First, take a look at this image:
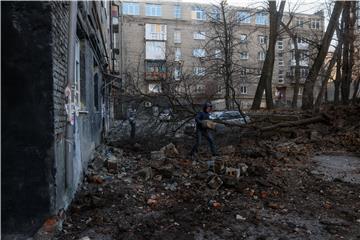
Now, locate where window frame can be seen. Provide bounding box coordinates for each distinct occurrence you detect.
[174,31,181,43]
[192,6,206,21]
[240,85,248,94]
[238,11,251,24]
[258,51,265,61]
[193,31,206,40]
[240,51,249,60]
[256,12,269,25]
[122,2,140,15]
[192,48,206,58]
[174,5,181,19]
[145,4,162,17]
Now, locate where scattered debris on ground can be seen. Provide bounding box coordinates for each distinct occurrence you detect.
[56,106,360,240]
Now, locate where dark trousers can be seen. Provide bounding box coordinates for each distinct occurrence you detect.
[191,129,217,156]
[129,121,136,139]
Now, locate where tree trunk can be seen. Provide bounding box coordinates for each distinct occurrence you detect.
[314,46,338,112]
[292,39,301,109]
[334,45,342,104]
[301,1,344,110]
[252,0,285,110]
[341,1,356,105]
[341,2,351,104]
[352,76,360,104]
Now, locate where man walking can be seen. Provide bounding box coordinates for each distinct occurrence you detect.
[127,106,136,139]
[190,102,218,158]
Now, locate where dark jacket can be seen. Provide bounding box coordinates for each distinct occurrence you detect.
[195,111,210,131]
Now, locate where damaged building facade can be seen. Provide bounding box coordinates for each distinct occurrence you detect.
[2,1,120,235]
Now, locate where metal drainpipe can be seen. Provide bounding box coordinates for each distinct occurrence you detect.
[64,1,78,190]
[119,1,125,117]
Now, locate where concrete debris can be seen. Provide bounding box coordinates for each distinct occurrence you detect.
[236,214,246,220]
[207,175,223,190]
[87,175,103,184]
[151,151,166,160]
[310,130,322,141]
[106,159,118,173]
[238,163,248,176]
[225,167,240,179]
[223,145,236,154]
[164,182,178,191]
[58,106,360,239]
[136,167,153,181]
[160,143,179,157]
[208,200,221,209]
[78,237,91,240]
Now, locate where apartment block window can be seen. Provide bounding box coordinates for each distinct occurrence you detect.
[146,4,161,17]
[240,86,248,94]
[175,48,182,61]
[214,49,222,59]
[193,48,206,58]
[277,38,283,50]
[298,86,303,95]
[279,69,284,76]
[258,35,267,44]
[258,51,265,61]
[174,66,181,80]
[193,31,206,40]
[174,31,181,43]
[240,68,247,76]
[238,11,251,23]
[297,37,306,44]
[300,51,309,61]
[256,12,269,25]
[278,76,284,83]
[296,18,304,28]
[123,2,140,15]
[174,5,181,19]
[145,24,167,41]
[193,67,206,76]
[148,83,162,93]
[240,34,247,43]
[301,68,309,78]
[240,52,249,60]
[278,59,284,66]
[192,6,206,20]
[194,84,205,93]
[310,19,320,29]
[211,8,221,21]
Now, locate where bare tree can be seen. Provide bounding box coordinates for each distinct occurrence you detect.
[314,45,340,112]
[341,1,357,105]
[301,0,344,110]
[252,0,286,110]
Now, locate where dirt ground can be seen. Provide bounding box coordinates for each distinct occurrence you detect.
[55,106,360,240]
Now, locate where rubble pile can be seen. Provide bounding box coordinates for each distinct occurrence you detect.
[56,106,360,240]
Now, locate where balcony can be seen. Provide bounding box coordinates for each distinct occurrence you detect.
[289,59,308,67]
[144,72,168,81]
[290,42,309,50]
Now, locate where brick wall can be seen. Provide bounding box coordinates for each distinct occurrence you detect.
[51,1,69,137]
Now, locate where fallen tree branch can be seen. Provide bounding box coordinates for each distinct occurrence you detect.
[260,114,329,132]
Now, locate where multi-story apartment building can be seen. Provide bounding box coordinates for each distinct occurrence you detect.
[115,0,324,109]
